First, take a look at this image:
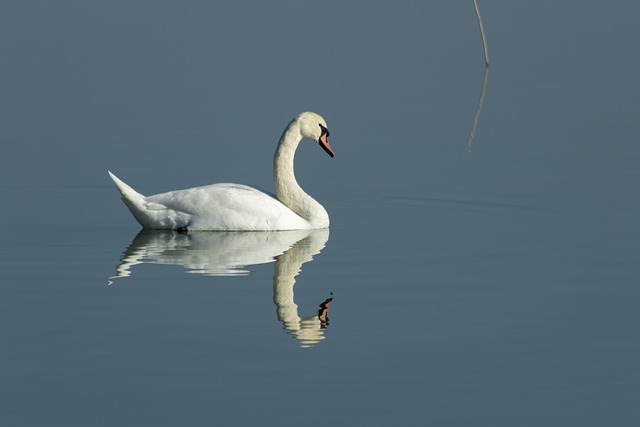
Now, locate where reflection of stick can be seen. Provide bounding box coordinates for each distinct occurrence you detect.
[467,66,489,153]
[473,0,489,66]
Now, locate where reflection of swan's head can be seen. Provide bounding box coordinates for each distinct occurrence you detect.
[295,112,334,158]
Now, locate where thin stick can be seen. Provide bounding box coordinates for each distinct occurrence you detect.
[473,0,489,66]
[467,66,489,153]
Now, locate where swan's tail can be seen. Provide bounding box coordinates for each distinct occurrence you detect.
[108,171,146,203]
[108,170,156,228]
[108,171,179,230]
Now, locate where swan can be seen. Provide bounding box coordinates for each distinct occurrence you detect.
[108,112,334,231]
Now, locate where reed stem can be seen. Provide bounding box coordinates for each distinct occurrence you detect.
[473,0,489,66]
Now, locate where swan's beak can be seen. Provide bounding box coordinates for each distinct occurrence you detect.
[319,133,334,158]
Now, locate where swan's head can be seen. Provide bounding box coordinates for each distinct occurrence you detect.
[296,112,334,158]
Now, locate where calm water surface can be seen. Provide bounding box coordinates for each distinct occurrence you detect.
[1,1,639,426]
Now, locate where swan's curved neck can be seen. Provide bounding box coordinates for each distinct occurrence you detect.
[273,120,329,228]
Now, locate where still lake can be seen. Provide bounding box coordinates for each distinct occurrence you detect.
[1,1,639,426]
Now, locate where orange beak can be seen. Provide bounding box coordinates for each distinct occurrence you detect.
[319,132,334,158]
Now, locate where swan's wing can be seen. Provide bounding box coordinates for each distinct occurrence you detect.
[145,202,169,211]
[146,184,268,213]
[146,183,309,230]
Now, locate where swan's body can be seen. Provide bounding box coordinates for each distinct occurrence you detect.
[109,112,334,231]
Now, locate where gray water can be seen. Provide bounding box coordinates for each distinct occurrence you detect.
[2,1,639,426]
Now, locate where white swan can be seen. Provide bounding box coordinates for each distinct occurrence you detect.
[108,112,334,231]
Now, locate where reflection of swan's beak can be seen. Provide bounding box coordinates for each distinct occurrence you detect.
[318,297,333,328]
[319,133,334,158]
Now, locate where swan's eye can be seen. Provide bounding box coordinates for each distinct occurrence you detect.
[319,124,330,137]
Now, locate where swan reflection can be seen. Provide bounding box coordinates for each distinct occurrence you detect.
[110,229,332,347]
